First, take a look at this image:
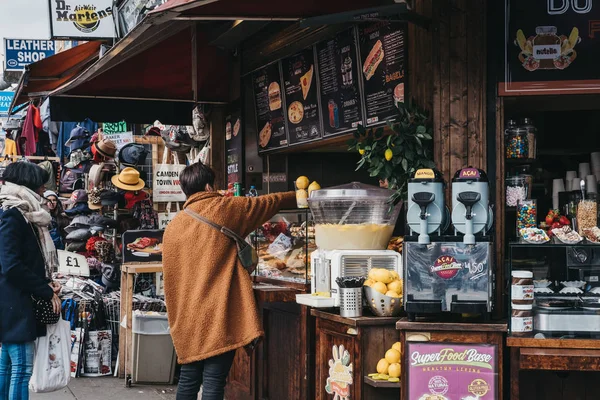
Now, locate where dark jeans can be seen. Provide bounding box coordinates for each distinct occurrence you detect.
[176,351,236,400]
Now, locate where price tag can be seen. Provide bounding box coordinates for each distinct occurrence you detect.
[58,250,90,277]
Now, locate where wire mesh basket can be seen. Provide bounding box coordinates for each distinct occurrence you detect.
[364,286,403,317]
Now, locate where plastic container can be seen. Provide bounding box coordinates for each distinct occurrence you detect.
[516,199,537,235]
[505,126,529,159]
[521,118,537,159]
[308,182,401,250]
[132,312,176,384]
[577,199,597,235]
[506,176,528,207]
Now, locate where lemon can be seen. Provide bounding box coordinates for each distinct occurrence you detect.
[385,349,401,364]
[296,176,309,189]
[308,181,321,195]
[388,363,401,378]
[296,189,308,199]
[373,281,388,295]
[390,271,399,280]
[385,149,393,161]
[376,358,389,374]
[359,149,365,155]
[378,374,389,380]
[385,290,400,298]
[388,377,400,383]
[392,342,402,353]
[387,280,403,295]
[371,269,393,284]
[364,279,375,287]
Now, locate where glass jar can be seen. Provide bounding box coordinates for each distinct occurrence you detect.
[511,303,533,337]
[577,199,597,235]
[517,199,537,235]
[506,127,529,159]
[521,118,537,159]
[533,26,561,70]
[514,165,534,197]
[511,270,534,305]
[506,176,528,207]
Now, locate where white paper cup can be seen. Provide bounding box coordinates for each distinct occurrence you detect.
[566,170,577,183]
[579,163,591,180]
[552,178,565,195]
[591,152,600,167]
[573,178,583,192]
[553,195,559,210]
[586,175,598,193]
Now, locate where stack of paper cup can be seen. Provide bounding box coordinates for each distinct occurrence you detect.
[579,163,591,181]
[592,152,600,180]
[566,171,577,190]
[572,178,582,194]
[552,179,565,209]
[586,175,598,194]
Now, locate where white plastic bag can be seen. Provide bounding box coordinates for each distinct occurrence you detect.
[29,319,71,393]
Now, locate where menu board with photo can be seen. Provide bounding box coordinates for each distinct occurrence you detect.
[282,49,322,145]
[358,22,406,126]
[252,62,288,152]
[225,102,243,185]
[316,28,364,137]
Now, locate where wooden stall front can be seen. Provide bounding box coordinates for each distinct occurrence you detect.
[397,319,507,400]
[313,309,401,400]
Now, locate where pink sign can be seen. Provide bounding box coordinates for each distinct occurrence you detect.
[407,342,497,400]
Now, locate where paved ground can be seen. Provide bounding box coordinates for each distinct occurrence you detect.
[31,377,178,400]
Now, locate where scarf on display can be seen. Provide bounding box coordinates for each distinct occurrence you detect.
[0,182,58,277]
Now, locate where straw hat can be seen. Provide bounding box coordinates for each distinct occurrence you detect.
[111,167,145,191]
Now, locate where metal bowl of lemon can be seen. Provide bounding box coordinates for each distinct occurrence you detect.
[364,286,403,317]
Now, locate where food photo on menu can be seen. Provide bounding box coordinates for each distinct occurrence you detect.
[122,229,164,263]
[253,62,288,151]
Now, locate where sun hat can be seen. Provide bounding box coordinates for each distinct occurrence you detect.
[119,143,148,167]
[111,167,145,191]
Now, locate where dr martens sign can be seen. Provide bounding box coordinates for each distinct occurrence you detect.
[49,0,116,40]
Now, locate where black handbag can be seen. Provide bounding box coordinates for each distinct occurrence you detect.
[31,296,60,325]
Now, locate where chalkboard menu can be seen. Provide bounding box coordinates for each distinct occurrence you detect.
[252,62,288,152]
[281,48,322,145]
[358,22,406,126]
[225,103,243,185]
[502,0,600,95]
[316,28,364,137]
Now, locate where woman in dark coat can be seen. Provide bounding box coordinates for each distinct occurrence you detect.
[0,162,61,400]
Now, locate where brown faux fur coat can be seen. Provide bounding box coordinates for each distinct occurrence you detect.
[162,191,296,364]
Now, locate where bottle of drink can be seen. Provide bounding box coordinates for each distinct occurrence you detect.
[248,186,259,197]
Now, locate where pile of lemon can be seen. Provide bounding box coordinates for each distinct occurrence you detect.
[368,342,402,382]
[364,268,403,298]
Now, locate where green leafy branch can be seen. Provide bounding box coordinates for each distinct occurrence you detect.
[348,101,435,204]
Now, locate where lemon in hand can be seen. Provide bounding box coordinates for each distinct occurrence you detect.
[296,176,309,189]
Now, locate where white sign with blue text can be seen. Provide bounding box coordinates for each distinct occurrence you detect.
[4,39,56,71]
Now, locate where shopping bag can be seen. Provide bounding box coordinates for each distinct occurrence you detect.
[29,319,72,393]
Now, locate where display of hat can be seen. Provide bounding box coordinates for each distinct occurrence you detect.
[124,191,147,209]
[102,264,120,288]
[93,138,117,159]
[66,189,88,205]
[145,127,161,136]
[88,188,103,210]
[100,190,122,207]
[119,143,147,167]
[88,163,105,188]
[66,241,86,252]
[66,228,93,241]
[65,202,92,216]
[88,214,118,228]
[65,215,92,233]
[65,149,92,168]
[111,167,145,191]
[65,126,91,151]
[161,126,192,153]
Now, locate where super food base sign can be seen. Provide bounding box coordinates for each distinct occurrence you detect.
[407,342,497,400]
[4,39,55,71]
[502,0,600,95]
[49,0,116,40]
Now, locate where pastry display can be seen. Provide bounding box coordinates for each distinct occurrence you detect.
[519,227,550,243]
[552,226,582,244]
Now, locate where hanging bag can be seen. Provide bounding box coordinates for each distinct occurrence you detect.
[184,208,258,274]
[29,318,72,393]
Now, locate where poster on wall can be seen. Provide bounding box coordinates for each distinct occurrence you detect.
[4,39,56,71]
[153,163,186,202]
[316,28,364,137]
[122,230,163,263]
[281,48,322,145]
[502,0,600,95]
[225,101,243,185]
[407,342,497,400]
[49,0,117,40]
[358,22,406,126]
[252,62,288,152]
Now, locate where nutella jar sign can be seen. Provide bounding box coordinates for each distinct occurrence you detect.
[253,62,288,152]
[358,22,406,126]
[502,0,600,95]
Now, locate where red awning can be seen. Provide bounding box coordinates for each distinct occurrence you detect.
[153,0,395,20]
[9,41,102,112]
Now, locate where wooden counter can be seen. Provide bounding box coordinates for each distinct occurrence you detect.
[313,309,401,400]
[225,282,314,400]
[397,319,508,400]
[507,337,600,399]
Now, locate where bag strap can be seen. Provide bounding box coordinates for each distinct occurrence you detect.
[184,208,247,247]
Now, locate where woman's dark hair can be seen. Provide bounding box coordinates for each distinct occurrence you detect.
[2,162,49,192]
[179,162,216,197]
[47,195,70,234]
